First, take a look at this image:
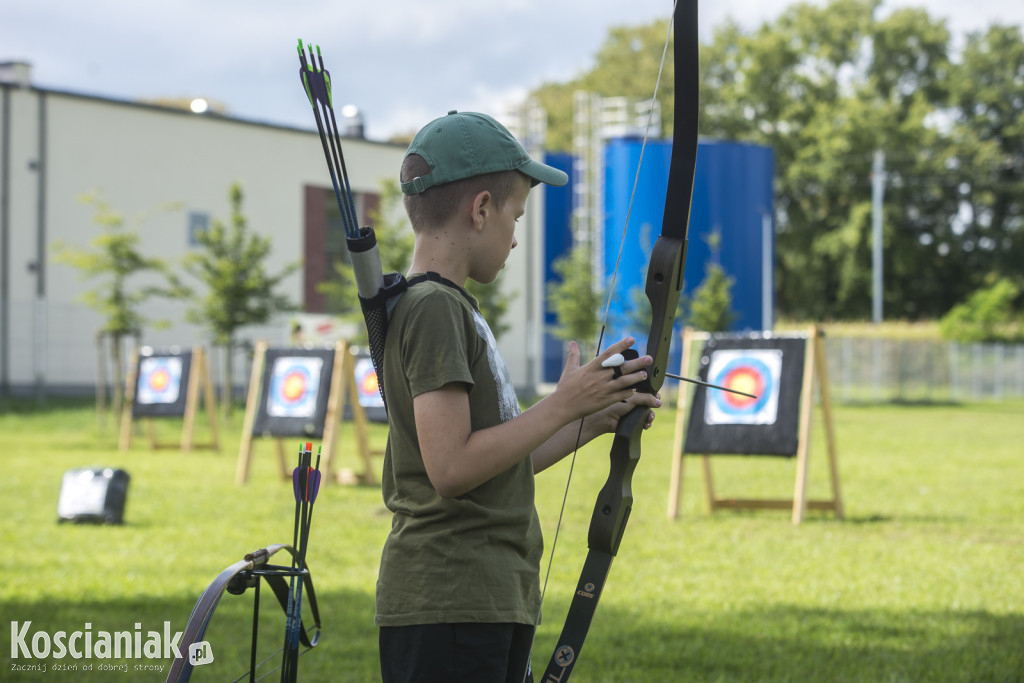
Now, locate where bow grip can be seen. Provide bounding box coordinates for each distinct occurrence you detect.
[586,404,647,555]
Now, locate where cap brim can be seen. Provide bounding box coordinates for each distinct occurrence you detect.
[519,159,569,188]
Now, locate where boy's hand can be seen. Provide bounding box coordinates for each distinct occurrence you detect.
[590,388,661,435]
[555,337,655,424]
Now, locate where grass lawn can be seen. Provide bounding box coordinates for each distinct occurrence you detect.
[1,397,1022,682]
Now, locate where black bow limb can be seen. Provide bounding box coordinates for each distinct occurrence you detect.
[539,1,699,680]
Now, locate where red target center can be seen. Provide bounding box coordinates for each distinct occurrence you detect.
[360,372,379,395]
[721,367,764,408]
[149,369,170,391]
[281,372,308,401]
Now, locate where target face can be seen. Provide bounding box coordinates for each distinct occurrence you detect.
[354,357,384,408]
[705,349,783,425]
[137,357,183,405]
[267,356,324,418]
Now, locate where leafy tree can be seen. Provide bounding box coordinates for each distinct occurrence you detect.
[532,19,676,151]
[688,264,738,333]
[698,0,958,320]
[685,230,737,332]
[546,243,604,358]
[52,192,183,416]
[531,1,1024,322]
[946,25,1024,284]
[939,277,1024,343]
[182,183,299,416]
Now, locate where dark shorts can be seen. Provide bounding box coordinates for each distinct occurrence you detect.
[379,622,535,683]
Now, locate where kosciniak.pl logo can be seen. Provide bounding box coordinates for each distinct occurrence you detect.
[10,621,185,661]
[188,641,214,667]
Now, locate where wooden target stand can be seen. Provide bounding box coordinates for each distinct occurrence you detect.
[119,346,220,453]
[667,326,844,525]
[235,340,381,486]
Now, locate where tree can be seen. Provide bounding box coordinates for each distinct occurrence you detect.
[531,0,1024,321]
[687,231,737,332]
[946,25,1024,284]
[182,183,299,416]
[939,276,1024,343]
[698,0,958,320]
[688,263,738,332]
[52,192,183,417]
[546,243,604,358]
[532,18,677,152]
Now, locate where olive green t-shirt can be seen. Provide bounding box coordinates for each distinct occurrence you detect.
[375,278,542,627]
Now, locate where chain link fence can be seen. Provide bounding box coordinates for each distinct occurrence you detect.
[3,300,1023,403]
[825,336,1024,403]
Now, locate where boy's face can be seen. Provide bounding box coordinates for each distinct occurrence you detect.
[472,179,530,284]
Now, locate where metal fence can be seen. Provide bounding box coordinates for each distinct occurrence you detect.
[825,336,1024,403]
[4,298,1024,404]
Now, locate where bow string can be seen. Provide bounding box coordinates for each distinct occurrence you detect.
[535,1,698,679]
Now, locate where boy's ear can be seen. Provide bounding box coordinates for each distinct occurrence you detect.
[469,190,492,231]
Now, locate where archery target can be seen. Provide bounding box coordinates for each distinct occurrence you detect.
[267,356,324,418]
[354,356,384,409]
[137,356,183,405]
[683,335,807,457]
[704,349,782,425]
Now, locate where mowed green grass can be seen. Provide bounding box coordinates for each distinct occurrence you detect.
[1,397,1022,682]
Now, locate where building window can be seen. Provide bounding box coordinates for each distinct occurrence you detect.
[188,212,210,247]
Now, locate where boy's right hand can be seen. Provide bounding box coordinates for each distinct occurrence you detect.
[555,337,653,423]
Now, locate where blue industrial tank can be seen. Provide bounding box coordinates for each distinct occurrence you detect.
[542,140,774,383]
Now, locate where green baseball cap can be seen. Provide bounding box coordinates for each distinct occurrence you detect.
[400,110,569,195]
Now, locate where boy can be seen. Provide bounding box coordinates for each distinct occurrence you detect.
[377,110,658,682]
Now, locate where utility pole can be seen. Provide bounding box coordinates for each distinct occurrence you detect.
[871,149,886,324]
[760,207,773,331]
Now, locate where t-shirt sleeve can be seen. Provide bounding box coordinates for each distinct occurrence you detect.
[399,289,476,398]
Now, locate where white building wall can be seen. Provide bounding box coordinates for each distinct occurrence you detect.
[1,83,550,396]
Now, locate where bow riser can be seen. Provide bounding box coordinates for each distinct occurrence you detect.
[639,234,689,396]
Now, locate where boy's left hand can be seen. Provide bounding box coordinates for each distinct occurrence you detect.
[591,389,661,435]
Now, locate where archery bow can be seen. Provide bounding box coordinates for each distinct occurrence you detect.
[537,1,698,679]
[165,544,323,683]
[166,444,323,683]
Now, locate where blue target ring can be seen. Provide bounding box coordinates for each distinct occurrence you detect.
[137,357,182,404]
[266,355,324,419]
[271,365,313,405]
[708,356,773,417]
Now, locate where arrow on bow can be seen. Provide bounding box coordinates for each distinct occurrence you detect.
[536,1,699,679]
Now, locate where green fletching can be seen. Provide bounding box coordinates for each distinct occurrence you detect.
[323,72,333,108]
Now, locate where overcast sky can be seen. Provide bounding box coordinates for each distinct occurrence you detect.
[2,0,1022,141]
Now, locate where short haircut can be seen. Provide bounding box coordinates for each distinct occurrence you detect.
[401,154,529,231]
